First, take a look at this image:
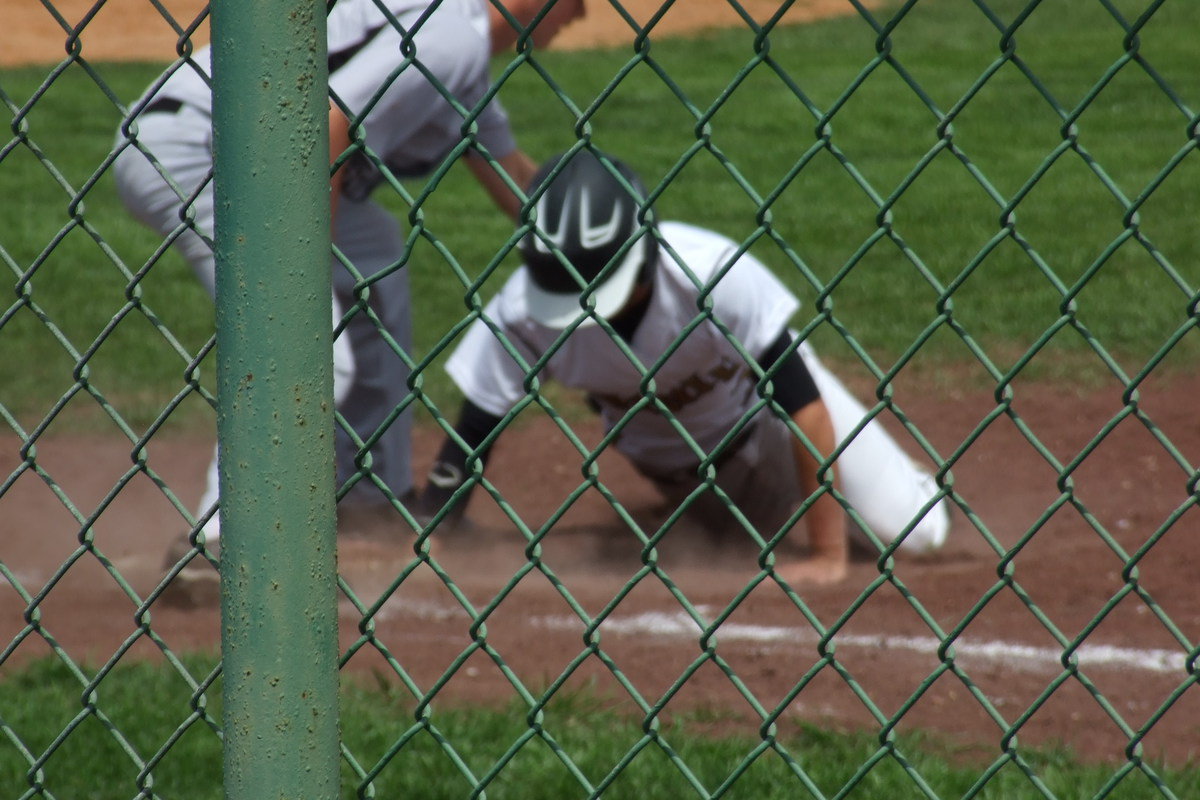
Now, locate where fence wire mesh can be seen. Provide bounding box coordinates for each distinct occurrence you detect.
[1,0,1197,798]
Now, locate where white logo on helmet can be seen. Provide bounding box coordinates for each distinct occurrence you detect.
[532,186,623,255]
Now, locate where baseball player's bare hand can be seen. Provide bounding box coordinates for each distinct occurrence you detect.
[776,553,849,586]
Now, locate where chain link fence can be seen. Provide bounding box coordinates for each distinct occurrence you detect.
[1,0,1198,797]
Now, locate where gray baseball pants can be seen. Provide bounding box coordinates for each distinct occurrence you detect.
[114,105,414,539]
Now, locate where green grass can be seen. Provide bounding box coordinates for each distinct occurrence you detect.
[1,0,1197,432]
[408,0,1200,395]
[0,61,216,432]
[0,656,1196,799]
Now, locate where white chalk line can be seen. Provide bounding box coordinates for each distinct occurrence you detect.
[367,598,1189,676]
[534,609,1188,675]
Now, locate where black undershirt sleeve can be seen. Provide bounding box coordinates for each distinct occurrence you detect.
[438,399,503,466]
[757,330,821,415]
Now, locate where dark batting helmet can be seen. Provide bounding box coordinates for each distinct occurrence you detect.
[519,150,657,328]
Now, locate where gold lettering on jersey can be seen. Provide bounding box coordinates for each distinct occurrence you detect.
[592,356,746,413]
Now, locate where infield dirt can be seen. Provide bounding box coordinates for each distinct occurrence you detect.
[3,367,1199,764]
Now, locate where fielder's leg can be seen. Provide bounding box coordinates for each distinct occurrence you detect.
[115,113,222,552]
[330,197,415,516]
[115,117,357,548]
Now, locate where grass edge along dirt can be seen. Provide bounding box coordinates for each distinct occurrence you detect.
[0,656,1196,799]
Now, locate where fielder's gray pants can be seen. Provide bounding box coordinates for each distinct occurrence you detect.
[113,106,413,539]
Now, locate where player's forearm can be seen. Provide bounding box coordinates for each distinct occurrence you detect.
[779,400,849,585]
[328,103,351,220]
[802,485,847,565]
[466,149,537,220]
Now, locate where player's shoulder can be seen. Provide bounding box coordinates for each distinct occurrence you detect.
[328,0,434,22]
[656,220,795,312]
[331,0,488,68]
[659,220,737,253]
[656,221,749,284]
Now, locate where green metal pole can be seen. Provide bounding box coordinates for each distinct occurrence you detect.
[210,1,340,797]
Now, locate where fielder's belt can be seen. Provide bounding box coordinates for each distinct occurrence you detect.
[139,97,185,115]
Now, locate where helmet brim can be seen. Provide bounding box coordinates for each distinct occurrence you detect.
[524,240,646,330]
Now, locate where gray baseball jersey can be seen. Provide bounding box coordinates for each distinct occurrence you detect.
[447,221,797,473]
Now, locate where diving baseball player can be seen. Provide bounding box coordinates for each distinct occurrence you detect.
[417,150,950,585]
[112,0,585,575]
